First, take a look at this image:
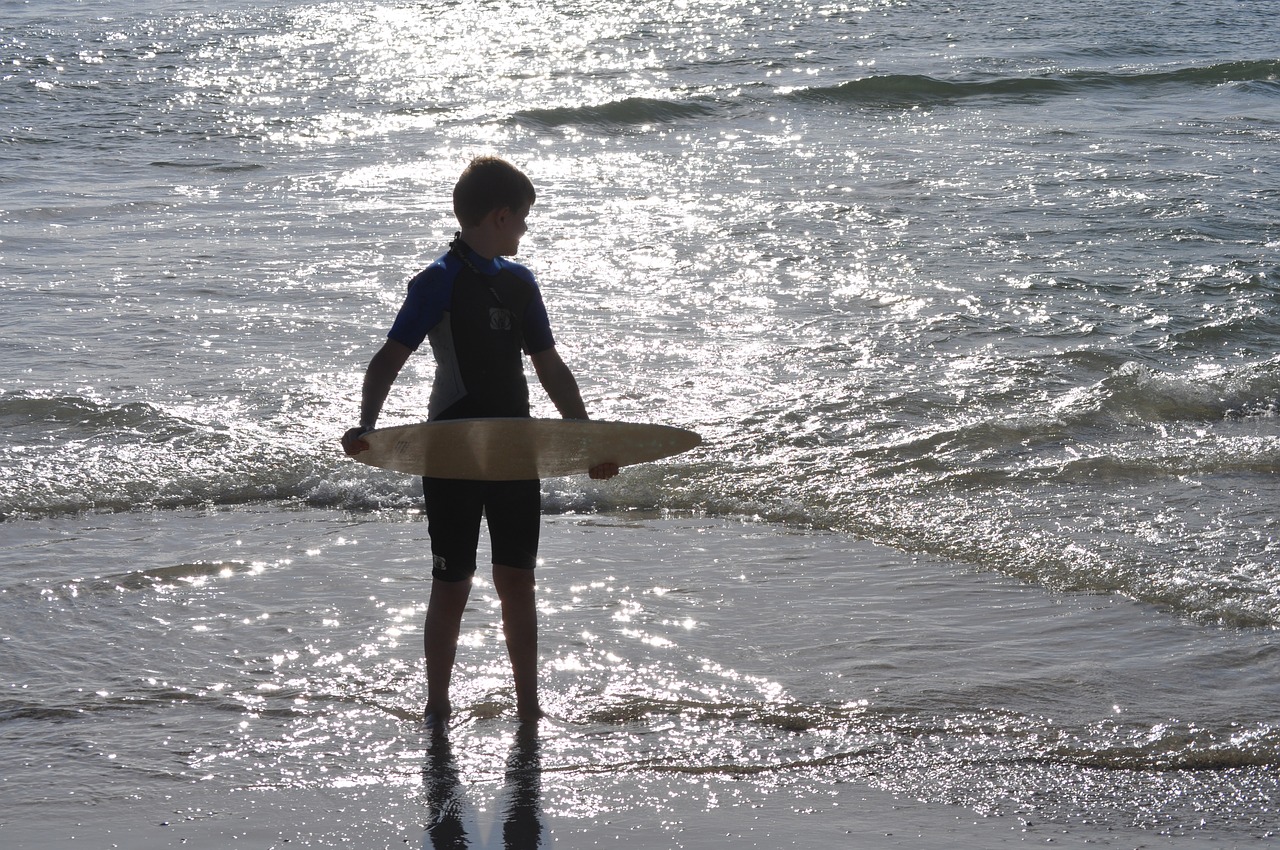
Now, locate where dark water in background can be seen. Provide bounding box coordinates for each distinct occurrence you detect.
[2,0,1279,841]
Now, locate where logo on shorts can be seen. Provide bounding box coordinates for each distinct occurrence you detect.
[489,307,513,331]
[433,555,447,573]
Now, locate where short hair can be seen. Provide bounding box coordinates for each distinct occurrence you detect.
[452,156,536,227]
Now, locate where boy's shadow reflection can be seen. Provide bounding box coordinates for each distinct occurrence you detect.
[423,725,543,850]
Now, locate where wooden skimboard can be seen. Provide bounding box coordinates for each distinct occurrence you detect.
[354,418,701,480]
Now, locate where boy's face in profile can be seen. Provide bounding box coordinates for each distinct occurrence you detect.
[494,203,531,257]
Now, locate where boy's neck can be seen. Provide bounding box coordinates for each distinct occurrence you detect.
[456,226,499,260]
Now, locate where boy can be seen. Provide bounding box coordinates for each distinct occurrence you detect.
[341,156,616,726]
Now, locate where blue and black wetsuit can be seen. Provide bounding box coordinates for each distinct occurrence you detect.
[387,238,556,421]
[385,237,556,580]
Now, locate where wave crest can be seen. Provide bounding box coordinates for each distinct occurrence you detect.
[515,96,717,129]
[791,59,1280,107]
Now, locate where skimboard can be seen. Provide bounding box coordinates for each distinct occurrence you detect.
[353,418,701,480]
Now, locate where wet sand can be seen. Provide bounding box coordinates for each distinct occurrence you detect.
[1,510,1275,849]
[0,768,1208,849]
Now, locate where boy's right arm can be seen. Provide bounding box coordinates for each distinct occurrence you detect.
[341,340,413,456]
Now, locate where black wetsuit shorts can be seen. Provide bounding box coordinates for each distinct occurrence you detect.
[423,477,541,581]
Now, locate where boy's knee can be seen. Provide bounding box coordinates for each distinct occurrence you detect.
[493,563,536,596]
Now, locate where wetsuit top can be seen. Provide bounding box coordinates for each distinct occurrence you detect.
[386,239,555,421]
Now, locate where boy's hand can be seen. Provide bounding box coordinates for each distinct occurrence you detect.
[341,427,372,456]
[589,462,619,480]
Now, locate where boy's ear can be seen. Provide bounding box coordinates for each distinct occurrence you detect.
[482,206,510,228]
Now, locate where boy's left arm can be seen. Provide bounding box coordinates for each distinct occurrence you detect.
[530,347,618,480]
[530,346,589,419]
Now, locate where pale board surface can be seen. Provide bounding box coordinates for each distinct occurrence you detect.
[354,418,701,480]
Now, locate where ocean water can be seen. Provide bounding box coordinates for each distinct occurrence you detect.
[2,0,1279,844]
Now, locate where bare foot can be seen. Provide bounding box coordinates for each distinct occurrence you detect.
[424,704,451,734]
[516,701,544,722]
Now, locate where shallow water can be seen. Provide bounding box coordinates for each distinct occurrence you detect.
[2,0,1279,843]
[4,0,1278,622]
[3,511,1279,843]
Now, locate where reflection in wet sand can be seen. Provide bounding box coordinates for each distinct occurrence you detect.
[424,725,543,849]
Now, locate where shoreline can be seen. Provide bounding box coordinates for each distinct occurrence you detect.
[1,506,1276,848]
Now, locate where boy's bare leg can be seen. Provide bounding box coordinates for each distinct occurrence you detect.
[424,576,473,724]
[492,564,543,720]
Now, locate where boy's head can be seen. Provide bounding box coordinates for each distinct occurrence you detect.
[453,156,536,227]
